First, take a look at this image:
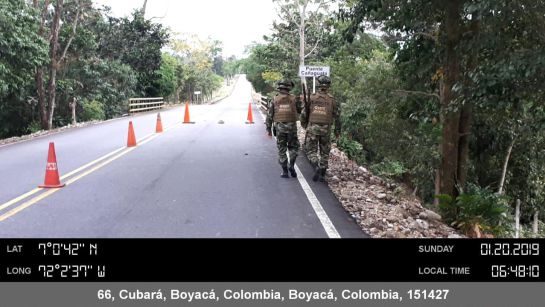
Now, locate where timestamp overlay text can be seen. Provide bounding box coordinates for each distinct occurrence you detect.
[0,239,543,306]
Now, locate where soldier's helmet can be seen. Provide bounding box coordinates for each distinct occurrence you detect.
[277,79,294,90]
[317,75,331,88]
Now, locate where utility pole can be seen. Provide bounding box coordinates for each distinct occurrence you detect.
[142,0,148,15]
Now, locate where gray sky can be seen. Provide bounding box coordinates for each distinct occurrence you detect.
[93,0,276,58]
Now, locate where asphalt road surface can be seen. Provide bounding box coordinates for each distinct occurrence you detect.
[0,75,366,238]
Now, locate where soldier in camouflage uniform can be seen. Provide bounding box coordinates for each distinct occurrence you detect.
[300,75,341,182]
[266,80,303,178]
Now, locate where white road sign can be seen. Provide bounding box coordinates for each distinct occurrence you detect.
[194,91,201,95]
[299,66,330,77]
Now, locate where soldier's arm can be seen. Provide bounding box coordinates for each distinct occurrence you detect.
[266,100,274,133]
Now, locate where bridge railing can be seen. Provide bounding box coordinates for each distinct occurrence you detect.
[253,93,270,112]
[128,97,164,114]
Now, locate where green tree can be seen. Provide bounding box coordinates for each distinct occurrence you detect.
[272,0,331,90]
[157,53,179,100]
[242,44,276,94]
[341,0,545,232]
[52,4,138,124]
[98,10,169,97]
[223,56,242,84]
[344,0,545,198]
[0,0,48,137]
[170,34,224,103]
[33,0,86,130]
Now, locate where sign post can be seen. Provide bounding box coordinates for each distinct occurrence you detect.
[194,91,201,104]
[298,66,330,93]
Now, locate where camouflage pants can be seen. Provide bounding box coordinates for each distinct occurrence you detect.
[306,123,331,169]
[274,122,299,166]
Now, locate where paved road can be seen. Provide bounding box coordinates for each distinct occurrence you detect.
[0,75,366,238]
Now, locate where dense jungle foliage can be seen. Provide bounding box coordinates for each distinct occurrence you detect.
[239,0,545,237]
[0,0,238,137]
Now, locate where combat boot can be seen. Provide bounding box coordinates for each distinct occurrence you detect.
[312,164,321,182]
[281,165,289,178]
[289,160,297,178]
[319,168,326,182]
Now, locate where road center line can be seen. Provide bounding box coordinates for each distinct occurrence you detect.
[60,147,126,180]
[0,123,174,216]
[64,147,137,186]
[0,188,60,222]
[255,101,341,238]
[0,188,43,212]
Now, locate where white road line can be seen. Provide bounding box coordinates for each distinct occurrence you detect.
[294,165,341,238]
[254,99,341,238]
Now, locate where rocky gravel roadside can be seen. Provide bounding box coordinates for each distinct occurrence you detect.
[298,125,464,238]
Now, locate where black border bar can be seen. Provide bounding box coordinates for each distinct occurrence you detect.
[1,239,543,281]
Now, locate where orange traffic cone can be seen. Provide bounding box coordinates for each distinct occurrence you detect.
[155,113,163,133]
[183,103,194,124]
[39,142,65,188]
[127,121,137,147]
[246,102,254,124]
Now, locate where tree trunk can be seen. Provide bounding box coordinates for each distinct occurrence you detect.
[47,62,58,130]
[457,18,479,192]
[498,137,516,195]
[299,1,306,68]
[36,70,48,129]
[70,98,77,125]
[299,1,308,91]
[433,169,441,205]
[515,199,521,238]
[34,0,50,130]
[439,0,463,197]
[46,0,64,130]
[440,112,461,197]
[43,0,80,130]
[533,211,539,235]
[457,102,472,189]
[434,81,444,204]
[142,0,148,15]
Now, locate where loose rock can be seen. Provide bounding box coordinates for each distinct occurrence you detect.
[295,124,463,238]
[419,210,442,222]
[415,219,429,230]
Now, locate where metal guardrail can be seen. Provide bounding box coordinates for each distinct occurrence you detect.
[129,97,164,114]
[253,93,270,112]
[254,92,304,112]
